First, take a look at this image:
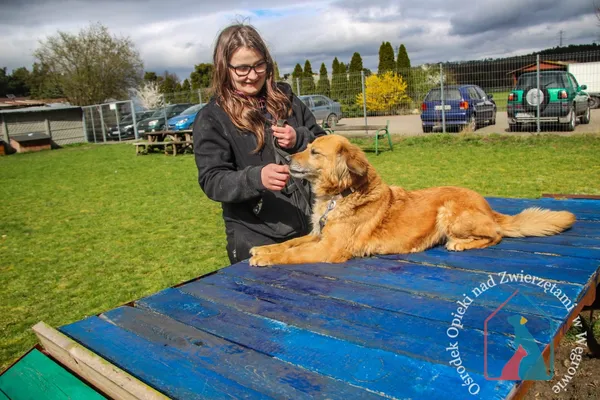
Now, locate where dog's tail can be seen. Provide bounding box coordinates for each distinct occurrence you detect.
[493,207,576,238]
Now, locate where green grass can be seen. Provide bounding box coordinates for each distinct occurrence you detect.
[1,134,600,371]
[488,90,510,111]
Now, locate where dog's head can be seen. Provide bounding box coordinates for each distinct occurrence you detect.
[289,135,370,196]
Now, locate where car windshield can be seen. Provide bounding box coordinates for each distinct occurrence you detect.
[299,97,310,106]
[516,73,567,89]
[180,104,204,115]
[150,108,167,117]
[120,114,133,123]
[425,89,462,101]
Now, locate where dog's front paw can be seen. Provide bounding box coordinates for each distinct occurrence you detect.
[446,241,465,251]
[249,254,275,267]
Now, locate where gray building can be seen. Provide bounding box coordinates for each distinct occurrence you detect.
[0,105,85,147]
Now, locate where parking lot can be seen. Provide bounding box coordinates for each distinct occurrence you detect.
[340,109,600,136]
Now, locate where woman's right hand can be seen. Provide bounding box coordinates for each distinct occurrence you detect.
[261,163,290,191]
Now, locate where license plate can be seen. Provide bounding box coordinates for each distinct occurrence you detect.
[516,112,533,118]
[435,105,451,111]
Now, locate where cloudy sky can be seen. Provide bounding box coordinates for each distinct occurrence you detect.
[1,0,598,82]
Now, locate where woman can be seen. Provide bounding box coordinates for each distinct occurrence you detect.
[192,23,327,264]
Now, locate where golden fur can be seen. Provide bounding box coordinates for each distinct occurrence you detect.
[249,135,576,266]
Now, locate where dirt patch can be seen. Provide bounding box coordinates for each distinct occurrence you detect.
[524,313,600,400]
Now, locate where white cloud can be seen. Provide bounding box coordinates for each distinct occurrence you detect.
[0,0,597,82]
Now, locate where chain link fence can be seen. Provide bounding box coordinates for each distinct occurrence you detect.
[266,50,600,133]
[5,50,597,147]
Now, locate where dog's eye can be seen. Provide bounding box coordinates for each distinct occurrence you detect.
[310,148,320,156]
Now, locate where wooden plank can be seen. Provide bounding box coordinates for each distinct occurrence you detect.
[101,305,385,400]
[494,240,600,259]
[223,259,582,319]
[201,271,559,341]
[217,263,566,335]
[486,196,600,212]
[542,194,600,200]
[559,221,600,239]
[178,275,555,376]
[32,322,169,400]
[0,348,105,400]
[380,247,599,278]
[330,125,387,131]
[135,287,513,399]
[59,317,270,400]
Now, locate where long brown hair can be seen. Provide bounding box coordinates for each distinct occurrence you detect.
[211,24,291,152]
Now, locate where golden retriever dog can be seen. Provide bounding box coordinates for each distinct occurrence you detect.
[249,135,576,266]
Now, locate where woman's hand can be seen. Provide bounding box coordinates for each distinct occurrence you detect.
[261,163,290,191]
[272,123,297,149]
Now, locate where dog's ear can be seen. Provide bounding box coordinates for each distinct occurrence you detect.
[336,144,368,179]
[343,145,368,177]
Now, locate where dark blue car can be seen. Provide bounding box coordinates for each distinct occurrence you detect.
[420,85,496,132]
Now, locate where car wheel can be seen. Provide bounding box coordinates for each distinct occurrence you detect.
[422,125,433,133]
[467,114,477,131]
[581,106,591,124]
[509,123,519,132]
[326,113,338,128]
[490,111,496,126]
[563,107,576,132]
[589,96,600,109]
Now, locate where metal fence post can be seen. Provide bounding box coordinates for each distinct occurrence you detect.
[440,63,446,134]
[130,100,139,140]
[114,105,121,141]
[89,107,97,143]
[361,70,368,127]
[81,108,88,143]
[98,106,107,142]
[536,54,541,133]
[296,78,301,96]
[44,118,52,139]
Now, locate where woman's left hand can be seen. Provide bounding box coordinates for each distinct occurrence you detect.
[272,124,297,149]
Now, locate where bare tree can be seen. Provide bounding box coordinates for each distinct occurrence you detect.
[33,22,143,106]
[132,81,164,110]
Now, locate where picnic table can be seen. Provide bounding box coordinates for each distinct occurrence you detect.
[134,130,193,156]
[3,196,600,399]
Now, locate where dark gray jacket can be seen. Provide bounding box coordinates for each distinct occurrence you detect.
[192,83,327,240]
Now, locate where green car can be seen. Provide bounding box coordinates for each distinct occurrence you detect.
[507,71,590,131]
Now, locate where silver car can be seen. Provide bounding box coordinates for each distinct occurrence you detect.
[298,95,343,127]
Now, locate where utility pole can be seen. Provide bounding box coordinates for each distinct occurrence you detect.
[559,30,564,47]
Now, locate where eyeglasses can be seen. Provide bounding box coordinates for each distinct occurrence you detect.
[228,60,268,77]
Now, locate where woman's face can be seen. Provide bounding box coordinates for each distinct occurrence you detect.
[228,46,267,96]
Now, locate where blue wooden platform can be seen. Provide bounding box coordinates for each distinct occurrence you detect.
[50,197,600,399]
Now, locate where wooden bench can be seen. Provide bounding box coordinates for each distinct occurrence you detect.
[324,120,392,155]
[134,141,193,156]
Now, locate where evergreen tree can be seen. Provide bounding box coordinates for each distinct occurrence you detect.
[332,57,340,74]
[378,41,395,74]
[396,44,411,80]
[330,57,344,101]
[273,62,280,81]
[316,63,330,96]
[348,52,363,73]
[292,63,303,94]
[303,60,315,94]
[348,52,363,100]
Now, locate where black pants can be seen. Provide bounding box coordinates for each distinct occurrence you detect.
[225,223,308,264]
[225,223,277,264]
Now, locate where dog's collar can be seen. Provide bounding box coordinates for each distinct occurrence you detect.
[318,187,354,231]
